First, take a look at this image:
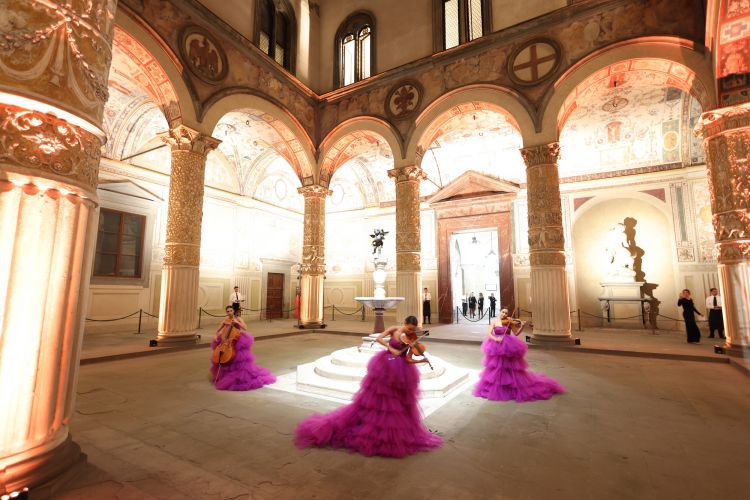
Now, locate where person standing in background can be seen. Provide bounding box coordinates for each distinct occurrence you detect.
[422,287,432,325]
[678,289,703,344]
[488,293,497,318]
[705,288,725,339]
[462,295,468,317]
[478,293,485,317]
[469,293,477,318]
[231,286,245,316]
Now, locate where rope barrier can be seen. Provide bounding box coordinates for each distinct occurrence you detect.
[331,305,364,316]
[455,306,492,324]
[85,310,142,322]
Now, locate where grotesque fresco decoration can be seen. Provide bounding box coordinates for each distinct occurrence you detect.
[558,61,706,179]
[717,0,750,105]
[693,180,717,263]
[180,26,228,84]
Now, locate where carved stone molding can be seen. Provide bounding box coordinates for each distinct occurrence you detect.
[163,243,201,267]
[520,142,561,168]
[695,103,750,140]
[300,184,330,276]
[0,103,102,190]
[0,0,116,127]
[522,143,566,258]
[698,104,750,264]
[160,125,221,156]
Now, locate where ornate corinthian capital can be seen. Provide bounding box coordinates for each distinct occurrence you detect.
[520,142,561,168]
[298,184,333,198]
[695,103,750,140]
[161,125,221,156]
[388,165,427,183]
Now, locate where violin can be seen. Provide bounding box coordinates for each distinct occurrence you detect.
[404,330,434,370]
[212,320,241,365]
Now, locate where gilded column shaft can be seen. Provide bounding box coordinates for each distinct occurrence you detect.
[298,185,331,327]
[0,0,116,492]
[157,127,220,341]
[697,104,750,353]
[521,143,572,341]
[388,166,426,323]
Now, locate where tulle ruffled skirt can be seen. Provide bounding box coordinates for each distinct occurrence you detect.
[473,334,564,402]
[294,350,442,458]
[210,331,276,391]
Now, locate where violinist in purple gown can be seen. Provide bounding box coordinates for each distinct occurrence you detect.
[294,315,442,458]
[473,308,565,402]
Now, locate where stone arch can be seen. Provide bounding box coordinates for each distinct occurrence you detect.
[318,116,401,185]
[202,92,316,181]
[114,10,195,126]
[539,37,717,143]
[406,84,537,162]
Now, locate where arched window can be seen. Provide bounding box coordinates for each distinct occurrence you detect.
[335,12,374,88]
[434,0,491,51]
[254,0,296,71]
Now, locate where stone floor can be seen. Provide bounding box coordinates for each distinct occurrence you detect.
[60,334,750,500]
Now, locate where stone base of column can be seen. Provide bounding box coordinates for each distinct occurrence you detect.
[396,270,422,326]
[157,265,200,343]
[1,436,85,499]
[718,262,750,355]
[300,274,325,328]
[530,265,573,344]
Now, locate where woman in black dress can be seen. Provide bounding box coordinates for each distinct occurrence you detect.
[677,289,704,344]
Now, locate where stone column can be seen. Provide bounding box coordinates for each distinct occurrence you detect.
[520,143,573,343]
[298,184,331,328]
[0,0,116,494]
[388,166,427,324]
[157,127,220,343]
[697,104,750,356]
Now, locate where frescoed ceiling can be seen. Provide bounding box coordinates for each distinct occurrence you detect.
[420,105,526,192]
[325,132,395,212]
[558,60,706,179]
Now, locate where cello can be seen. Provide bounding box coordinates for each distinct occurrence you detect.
[212,320,242,365]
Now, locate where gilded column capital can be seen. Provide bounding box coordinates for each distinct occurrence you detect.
[0,102,102,192]
[695,103,750,140]
[298,184,332,198]
[0,0,116,128]
[520,142,561,168]
[388,165,427,183]
[160,125,221,157]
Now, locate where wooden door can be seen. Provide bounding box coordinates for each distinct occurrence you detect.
[266,273,284,319]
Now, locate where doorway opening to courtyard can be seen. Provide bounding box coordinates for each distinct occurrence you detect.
[450,229,500,323]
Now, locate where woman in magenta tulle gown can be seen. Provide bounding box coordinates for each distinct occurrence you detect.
[473,309,565,402]
[294,316,442,458]
[210,306,276,391]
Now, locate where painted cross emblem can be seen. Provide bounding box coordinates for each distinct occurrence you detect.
[510,40,560,84]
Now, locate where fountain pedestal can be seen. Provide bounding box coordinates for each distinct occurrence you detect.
[355,256,404,333]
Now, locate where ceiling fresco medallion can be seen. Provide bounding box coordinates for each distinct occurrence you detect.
[508,38,561,86]
[179,25,228,84]
[386,80,423,119]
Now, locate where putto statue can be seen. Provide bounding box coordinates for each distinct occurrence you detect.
[370,229,388,255]
[604,222,636,282]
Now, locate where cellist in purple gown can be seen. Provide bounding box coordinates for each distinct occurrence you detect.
[294,316,442,458]
[473,309,565,402]
[210,306,276,391]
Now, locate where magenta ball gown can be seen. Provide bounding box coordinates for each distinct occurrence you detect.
[294,335,442,458]
[210,331,276,391]
[473,325,565,402]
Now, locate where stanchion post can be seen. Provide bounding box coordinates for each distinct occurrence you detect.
[137,309,143,335]
[197,308,202,329]
[332,305,335,322]
[577,309,582,332]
